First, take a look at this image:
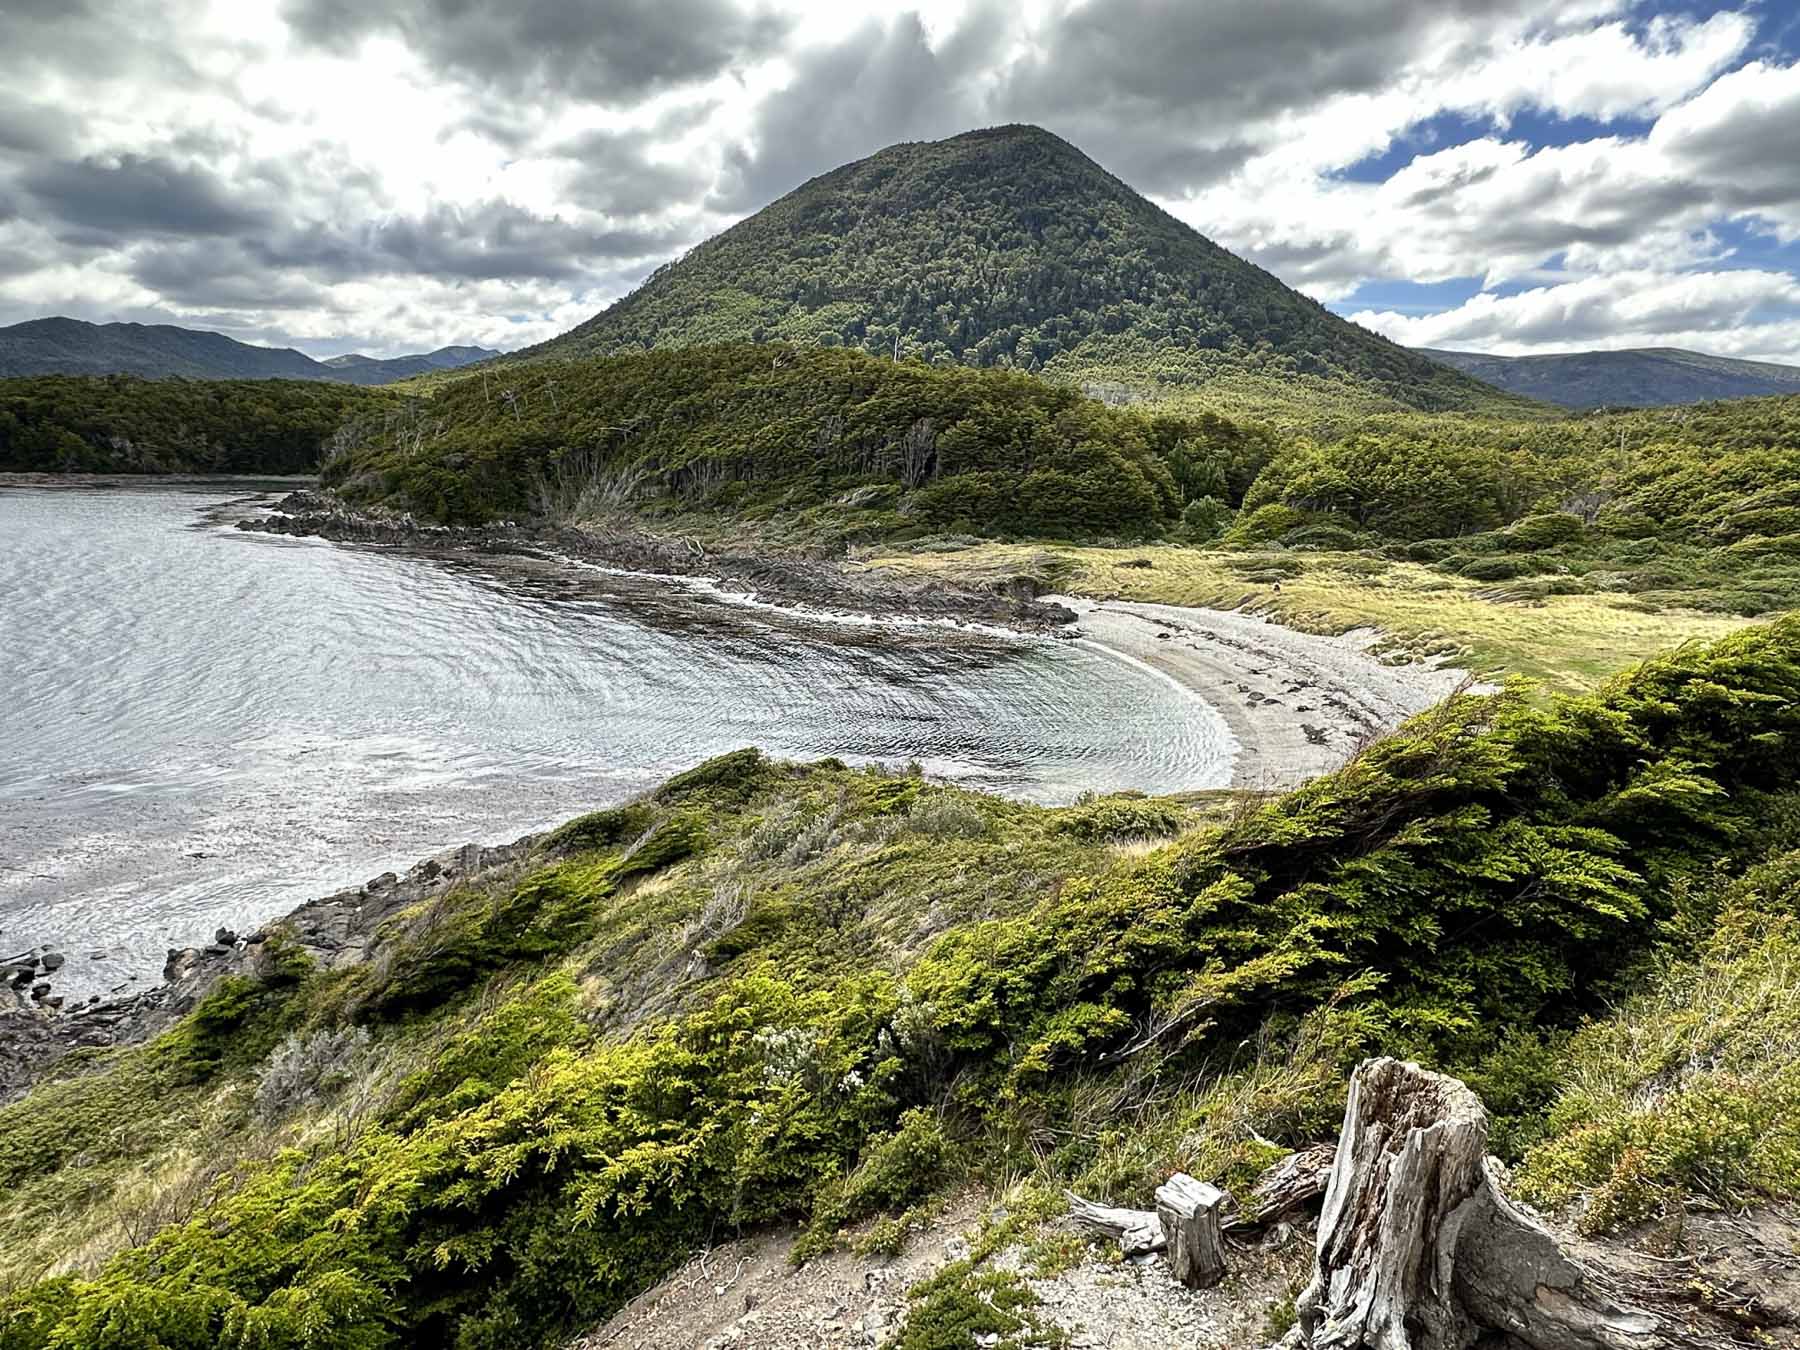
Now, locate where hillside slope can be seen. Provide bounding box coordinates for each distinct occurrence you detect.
[527,125,1514,414]
[1418,345,1800,407]
[3,619,1799,1346]
[325,345,1276,537]
[321,345,501,385]
[0,317,498,385]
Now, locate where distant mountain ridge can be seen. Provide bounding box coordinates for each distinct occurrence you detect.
[1416,345,1800,408]
[0,317,500,385]
[526,124,1515,414]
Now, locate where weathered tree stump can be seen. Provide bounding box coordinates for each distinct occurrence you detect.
[1282,1057,1742,1350]
[1156,1172,1227,1288]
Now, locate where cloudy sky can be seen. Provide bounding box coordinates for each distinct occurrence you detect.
[3,0,1799,361]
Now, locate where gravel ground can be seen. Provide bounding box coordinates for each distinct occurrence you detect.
[568,1195,1309,1350]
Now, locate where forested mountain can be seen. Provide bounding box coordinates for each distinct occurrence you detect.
[321,346,501,384]
[0,317,498,385]
[1418,345,1800,407]
[525,125,1514,414]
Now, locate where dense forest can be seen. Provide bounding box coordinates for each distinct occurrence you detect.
[2,619,1797,1346]
[325,344,1276,540]
[1234,395,1800,615]
[0,375,394,475]
[522,126,1518,416]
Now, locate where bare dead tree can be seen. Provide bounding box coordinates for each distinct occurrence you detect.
[899,417,937,489]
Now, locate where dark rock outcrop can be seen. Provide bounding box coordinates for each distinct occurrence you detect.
[0,835,535,1105]
[238,492,1078,633]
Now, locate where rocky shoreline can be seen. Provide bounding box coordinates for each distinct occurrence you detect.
[239,490,1079,633]
[0,833,536,1105]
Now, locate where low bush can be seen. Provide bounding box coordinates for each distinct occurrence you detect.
[906,795,989,840]
[1516,863,1800,1232]
[1504,512,1586,550]
[7,620,1800,1346]
[255,1027,372,1123]
[1458,555,1536,581]
[1052,794,1183,842]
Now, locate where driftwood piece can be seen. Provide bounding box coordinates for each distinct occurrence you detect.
[1283,1057,1743,1350]
[1247,1143,1336,1224]
[1064,1191,1165,1256]
[1156,1173,1227,1288]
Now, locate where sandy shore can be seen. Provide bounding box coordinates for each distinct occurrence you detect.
[1049,596,1474,790]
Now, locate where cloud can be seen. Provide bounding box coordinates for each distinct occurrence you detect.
[256,202,686,284]
[552,126,715,218]
[1350,268,1800,353]
[1652,59,1800,222]
[19,154,271,244]
[0,0,1795,362]
[713,9,1000,212]
[280,0,792,103]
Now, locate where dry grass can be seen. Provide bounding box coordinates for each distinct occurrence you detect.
[862,543,1751,690]
[1516,906,1800,1229]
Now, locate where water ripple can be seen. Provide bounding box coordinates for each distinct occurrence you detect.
[0,486,1231,996]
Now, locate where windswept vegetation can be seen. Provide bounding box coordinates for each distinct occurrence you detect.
[324,344,1276,538]
[4,618,1799,1347]
[0,375,394,475]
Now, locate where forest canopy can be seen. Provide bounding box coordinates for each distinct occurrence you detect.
[0,375,393,475]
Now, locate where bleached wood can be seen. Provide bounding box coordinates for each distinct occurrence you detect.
[1282,1057,1740,1350]
[1155,1172,1227,1288]
[1246,1143,1336,1223]
[1064,1191,1165,1255]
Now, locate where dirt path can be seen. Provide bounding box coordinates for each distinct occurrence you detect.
[567,1193,1306,1350]
[1051,596,1475,789]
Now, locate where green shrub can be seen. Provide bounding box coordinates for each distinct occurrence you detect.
[1052,794,1183,841]
[1458,555,1535,581]
[1403,538,1461,562]
[797,1107,959,1259]
[541,803,658,855]
[1177,495,1232,544]
[1223,503,1311,546]
[907,795,989,840]
[898,1263,1064,1350]
[10,620,1800,1347]
[655,747,776,806]
[1505,512,1586,550]
[1516,888,1800,1232]
[1281,524,1369,551]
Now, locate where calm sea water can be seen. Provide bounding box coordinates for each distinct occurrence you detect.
[0,485,1232,997]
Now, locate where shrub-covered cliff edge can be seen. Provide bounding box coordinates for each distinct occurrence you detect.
[2,617,1798,1347]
